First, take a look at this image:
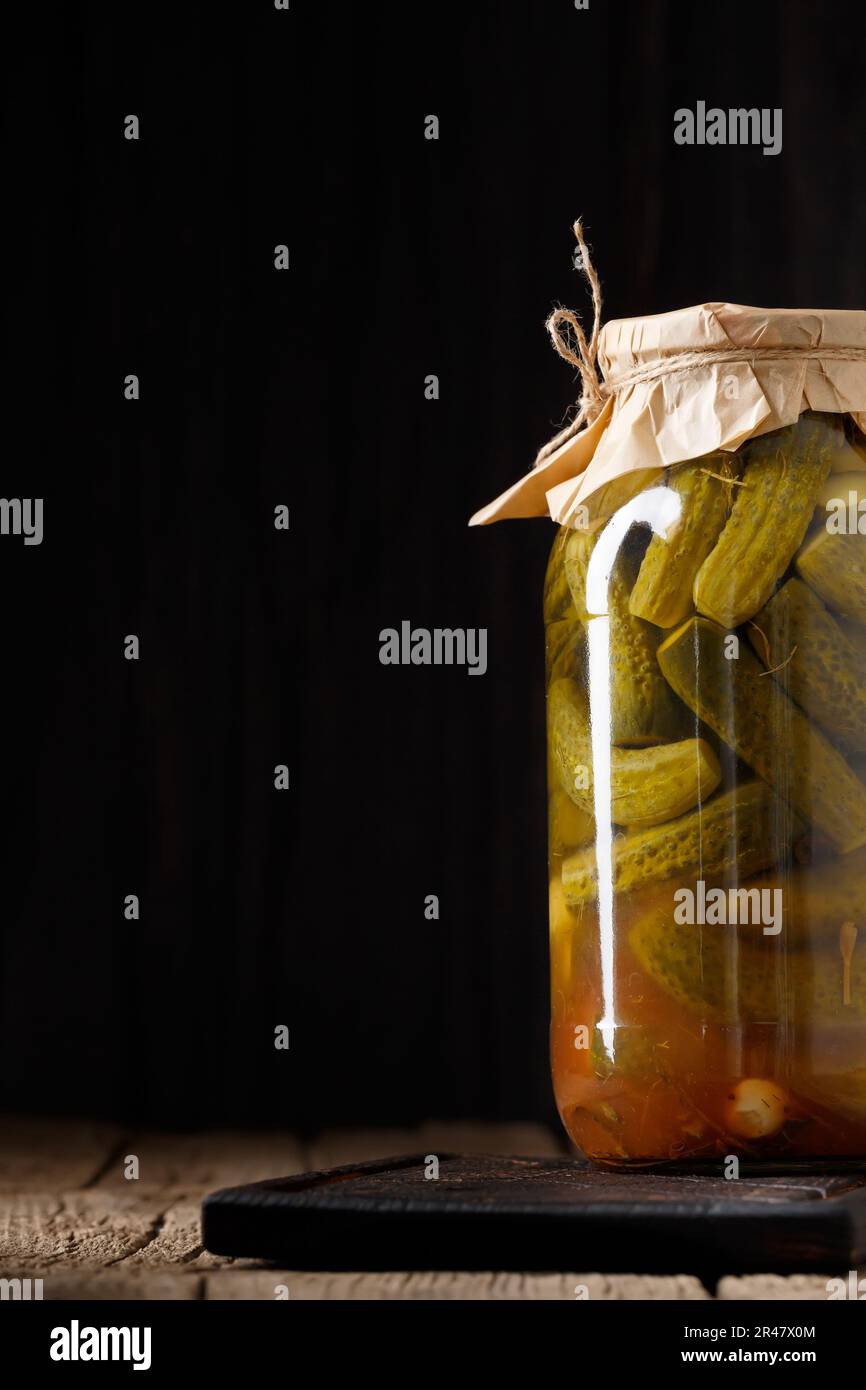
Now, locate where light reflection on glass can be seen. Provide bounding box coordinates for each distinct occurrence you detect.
[584,485,683,1060]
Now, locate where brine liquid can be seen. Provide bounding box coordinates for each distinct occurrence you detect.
[550,866,866,1165]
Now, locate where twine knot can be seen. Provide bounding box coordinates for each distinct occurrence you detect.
[535,219,606,467]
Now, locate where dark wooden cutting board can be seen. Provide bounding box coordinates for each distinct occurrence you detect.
[201,1153,866,1275]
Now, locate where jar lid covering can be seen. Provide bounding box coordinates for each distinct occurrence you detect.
[471,302,866,528]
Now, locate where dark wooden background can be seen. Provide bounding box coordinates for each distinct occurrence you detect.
[2,0,865,1132]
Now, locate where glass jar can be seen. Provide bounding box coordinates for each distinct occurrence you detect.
[546,408,866,1166]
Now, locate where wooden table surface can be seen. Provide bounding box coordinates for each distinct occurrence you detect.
[0,1115,849,1301]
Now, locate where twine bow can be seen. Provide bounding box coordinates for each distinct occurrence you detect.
[534,219,607,467]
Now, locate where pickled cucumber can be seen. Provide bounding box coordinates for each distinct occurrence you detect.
[828,432,866,472]
[836,616,866,653]
[588,1022,669,1084]
[693,412,840,628]
[548,677,720,829]
[563,528,684,746]
[752,578,866,754]
[546,616,584,684]
[630,898,866,1023]
[560,781,790,905]
[629,456,736,628]
[809,470,866,530]
[657,616,866,853]
[563,528,595,623]
[796,528,866,624]
[549,786,594,856]
[744,845,866,947]
[549,877,576,991]
[544,533,575,624]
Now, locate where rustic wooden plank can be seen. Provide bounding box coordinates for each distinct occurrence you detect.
[0,1115,123,1192]
[0,1191,248,1276]
[0,1127,307,1279]
[12,1121,837,1300]
[124,1198,230,1269]
[37,1270,204,1300]
[204,1269,710,1300]
[307,1122,563,1170]
[93,1128,306,1195]
[717,1272,854,1300]
[0,1191,165,1270]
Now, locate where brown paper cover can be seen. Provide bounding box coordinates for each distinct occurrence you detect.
[470,303,866,529]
